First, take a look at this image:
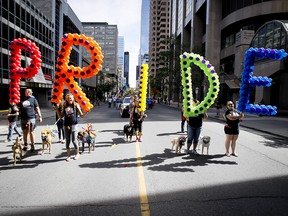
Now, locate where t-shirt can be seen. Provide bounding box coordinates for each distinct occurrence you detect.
[8,104,18,122]
[225,110,240,129]
[64,105,78,126]
[188,114,204,128]
[19,96,39,119]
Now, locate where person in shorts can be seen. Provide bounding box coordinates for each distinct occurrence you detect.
[19,89,42,152]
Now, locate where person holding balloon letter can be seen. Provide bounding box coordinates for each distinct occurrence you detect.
[224,101,244,157]
[55,94,88,161]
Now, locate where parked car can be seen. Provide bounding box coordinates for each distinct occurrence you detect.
[120,97,131,117]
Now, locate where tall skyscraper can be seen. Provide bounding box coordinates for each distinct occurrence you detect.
[82,22,118,89]
[118,36,124,88]
[124,52,130,87]
[140,0,150,64]
[137,0,150,86]
[149,0,170,78]
[118,36,125,68]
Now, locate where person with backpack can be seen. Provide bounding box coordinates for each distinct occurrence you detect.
[3,101,22,142]
[55,94,88,161]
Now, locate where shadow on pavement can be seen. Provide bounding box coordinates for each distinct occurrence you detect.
[78,149,237,172]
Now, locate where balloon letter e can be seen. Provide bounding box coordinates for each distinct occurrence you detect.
[237,48,287,115]
[51,33,104,112]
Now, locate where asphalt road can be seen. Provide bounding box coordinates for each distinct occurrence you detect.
[0,103,288,216]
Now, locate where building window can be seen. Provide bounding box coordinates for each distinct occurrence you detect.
[250,21,288,50]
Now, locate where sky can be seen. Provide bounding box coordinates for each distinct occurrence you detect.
[67,0,142,88]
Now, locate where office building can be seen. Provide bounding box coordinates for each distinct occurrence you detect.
[171,0,288,111]
[0,0,82,108]
[82,22,118,92]
[118,36,124,89]
[138,0,150,87]
[124,51,129,87]
[149,0,170,97]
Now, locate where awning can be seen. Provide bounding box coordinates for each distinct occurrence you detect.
[225,79,240,89]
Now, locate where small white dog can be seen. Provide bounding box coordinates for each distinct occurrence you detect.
[171,135,187,154]
[197,135,211,155]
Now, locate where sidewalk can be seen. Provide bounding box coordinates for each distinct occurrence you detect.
[160,102,288,139]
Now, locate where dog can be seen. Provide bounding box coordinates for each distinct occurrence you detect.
[12,137,23,165]
[123,124,134,142]
[77,130,96,153]
[171,135,187,154]
[41,129,54,155]
[197,135,211,154]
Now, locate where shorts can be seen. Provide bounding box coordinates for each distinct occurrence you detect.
[224,125,239,135]
[133,119,142,133]
[21,119,36,131]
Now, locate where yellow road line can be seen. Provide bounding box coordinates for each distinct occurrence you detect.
[136,142,150,216]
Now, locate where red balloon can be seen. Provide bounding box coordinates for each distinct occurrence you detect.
[9,38,42,104]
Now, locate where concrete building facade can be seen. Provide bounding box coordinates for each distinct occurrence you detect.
[82,22,118,92]
[171,0,288,111]
[0,0,82,109]
[149,0,170,79]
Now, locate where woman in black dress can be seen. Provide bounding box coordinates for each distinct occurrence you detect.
[224,101,244,157]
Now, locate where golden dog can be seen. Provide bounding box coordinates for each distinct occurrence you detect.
[13,137,23,165]
[171,135,187,154]
[41,129,54,155]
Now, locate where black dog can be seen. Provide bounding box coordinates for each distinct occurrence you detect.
[123,124,134,142]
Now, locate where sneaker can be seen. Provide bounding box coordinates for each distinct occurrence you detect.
[4,139,11,143]
[65,156,71,162]
[30,144,35,153]
[61,139,65,144]
[74,154,80,160]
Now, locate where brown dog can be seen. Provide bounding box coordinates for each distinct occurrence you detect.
[13,137,23,165]
[77,130,96,153]
[41,129,53,155]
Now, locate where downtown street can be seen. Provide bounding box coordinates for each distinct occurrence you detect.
[0,103,288,216]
